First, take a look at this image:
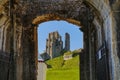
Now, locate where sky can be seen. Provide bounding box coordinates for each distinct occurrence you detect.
[38,20,83,54]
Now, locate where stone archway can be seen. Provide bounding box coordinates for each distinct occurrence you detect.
[0,0,120,80]
[24,13,85,80]
[16,1,95,80]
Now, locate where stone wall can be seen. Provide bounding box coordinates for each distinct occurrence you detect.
[46,31,63,58]
[84,0,120,80]
[0,1,12,80]
[0,0,120,80]
[65,33,70,51]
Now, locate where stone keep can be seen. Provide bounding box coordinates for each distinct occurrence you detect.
[46,31,63,58]
[65,33,70,51]
[46,31,70,58]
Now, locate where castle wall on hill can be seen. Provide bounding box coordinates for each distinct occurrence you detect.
[46,31,63,58]
[46,31,70,58]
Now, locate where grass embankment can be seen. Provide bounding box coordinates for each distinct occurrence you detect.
[47,69,79,80]
[46,50,80,80]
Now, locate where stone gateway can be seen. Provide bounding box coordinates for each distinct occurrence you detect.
[0,0,120,80]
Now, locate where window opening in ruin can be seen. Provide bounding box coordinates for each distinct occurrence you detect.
[37,20,83,80]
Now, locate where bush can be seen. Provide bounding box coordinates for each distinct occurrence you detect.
[64,51,72,55]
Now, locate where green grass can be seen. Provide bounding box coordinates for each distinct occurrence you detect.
[63,56,79,69]
[46,56,64,69]
[46,69,79,80]
[46,50,80,80]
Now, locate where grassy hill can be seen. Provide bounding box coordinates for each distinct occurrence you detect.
[46,56,64,69]
[46,69,79,80]
[46,50,80,69]
[45,50,80,80]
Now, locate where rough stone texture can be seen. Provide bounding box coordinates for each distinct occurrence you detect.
[0,0,120,80]
[46,31,70,59]
[46,31,63,58]
[63,54,72,60]
[65,33,70,51]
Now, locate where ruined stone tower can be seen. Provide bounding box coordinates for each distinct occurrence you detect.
[46,31,70,59]
[46,31,63,58]
[65,33,70,51]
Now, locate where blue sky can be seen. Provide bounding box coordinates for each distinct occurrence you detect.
[38,20,83,54]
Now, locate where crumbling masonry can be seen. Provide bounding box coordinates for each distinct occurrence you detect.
[46,31,70,58]
[0,0,120,80]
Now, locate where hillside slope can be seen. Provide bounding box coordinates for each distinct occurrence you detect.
[46,50,80,69]
[46,50,80,80]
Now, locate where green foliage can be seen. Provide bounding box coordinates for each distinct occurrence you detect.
[64,51,72,55]
[60,49,67,54]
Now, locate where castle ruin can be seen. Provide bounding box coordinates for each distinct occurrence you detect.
[0,0,120,80]
[65,33,70,51]
[46,31,70,58]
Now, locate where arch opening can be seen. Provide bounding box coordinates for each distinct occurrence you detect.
[21,4,108,80]
[37,20,83,80]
